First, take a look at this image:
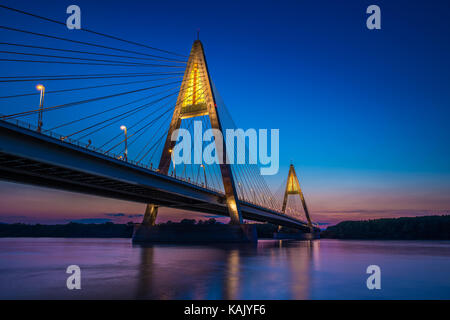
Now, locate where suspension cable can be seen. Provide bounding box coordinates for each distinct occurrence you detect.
[0,42,186,63]
[0,50,184,67]
[0,76,182,99]
[0,25,186,62]
[0,72,183,83]
[0,4,187,57]
[1,80,182,119]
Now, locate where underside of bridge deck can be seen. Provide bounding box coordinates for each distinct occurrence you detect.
[0,120,312,231]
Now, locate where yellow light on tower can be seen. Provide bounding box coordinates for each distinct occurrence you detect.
[286,170,299,194]
[227,199,237,213]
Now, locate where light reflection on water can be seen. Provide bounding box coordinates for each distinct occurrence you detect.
[0,238,449,299]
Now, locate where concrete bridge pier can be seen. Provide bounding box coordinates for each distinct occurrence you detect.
[132,203,257,243]
[132,223,257,244]
[273,229,320,240]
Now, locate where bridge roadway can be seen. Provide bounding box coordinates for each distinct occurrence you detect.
[0,120,311,231]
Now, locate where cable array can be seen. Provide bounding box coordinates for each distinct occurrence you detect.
[0,4,307,219]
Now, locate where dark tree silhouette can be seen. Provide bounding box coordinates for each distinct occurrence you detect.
[321,215,450,240]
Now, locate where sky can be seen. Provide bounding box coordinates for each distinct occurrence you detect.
[0,0,449,225]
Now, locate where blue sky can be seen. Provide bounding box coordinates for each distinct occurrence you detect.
[0,0,449,224]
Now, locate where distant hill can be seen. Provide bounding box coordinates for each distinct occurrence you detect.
[321,215,450,240]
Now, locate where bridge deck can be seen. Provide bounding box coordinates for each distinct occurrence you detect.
[0,120,311,231]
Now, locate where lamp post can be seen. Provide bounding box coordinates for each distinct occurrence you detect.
[238,182,243,200]
[36,84,45,133]
[120,125,127,161]
[200,164,207,189]
[169,149,175,177]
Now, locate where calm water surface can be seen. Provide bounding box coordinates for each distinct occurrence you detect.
[0,238,449,299]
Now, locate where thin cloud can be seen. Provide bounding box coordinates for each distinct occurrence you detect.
[70,218,112,224]
[105,213,126,217]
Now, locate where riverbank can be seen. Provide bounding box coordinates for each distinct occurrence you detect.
[321,215,450,240]
[2,215,449,240]
[0,219,278,238]
[0,221,134,238]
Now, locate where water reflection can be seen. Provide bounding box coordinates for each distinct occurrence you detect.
[1,238,449,299]
[134,244,254,299]
[287,240,314,299]
[135,245,155,299]
[223,249,240,299]
[133,240,318,299]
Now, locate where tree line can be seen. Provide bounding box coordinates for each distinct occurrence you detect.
[321,215,450,240]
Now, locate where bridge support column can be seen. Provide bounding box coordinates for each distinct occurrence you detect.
[157,40,243,226]
[282,164,314,231]
[142,204,158,226]
[132,223,257,243]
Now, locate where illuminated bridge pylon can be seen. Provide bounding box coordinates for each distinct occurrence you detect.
[282,164,314,229]
[142,40,243,226]
[0,4,315,239]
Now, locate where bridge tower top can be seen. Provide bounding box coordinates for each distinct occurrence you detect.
[157,39,243,225]
[282,164,313,228]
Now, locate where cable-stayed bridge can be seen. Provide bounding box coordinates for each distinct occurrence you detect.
[0,5,319,237]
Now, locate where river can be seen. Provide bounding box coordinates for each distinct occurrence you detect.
[0,238,449,299]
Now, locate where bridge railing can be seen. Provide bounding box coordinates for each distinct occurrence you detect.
[0,117,225,194]
[1,117,313,221]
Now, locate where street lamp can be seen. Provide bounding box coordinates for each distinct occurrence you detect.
[200,164,207,189]
[238,182,243,199]
[169,148,175,177]
[36,84,45,133]
[120,125,127,161]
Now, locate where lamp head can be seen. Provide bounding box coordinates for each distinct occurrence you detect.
[120,125,127,131]
[36,84,45,91]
